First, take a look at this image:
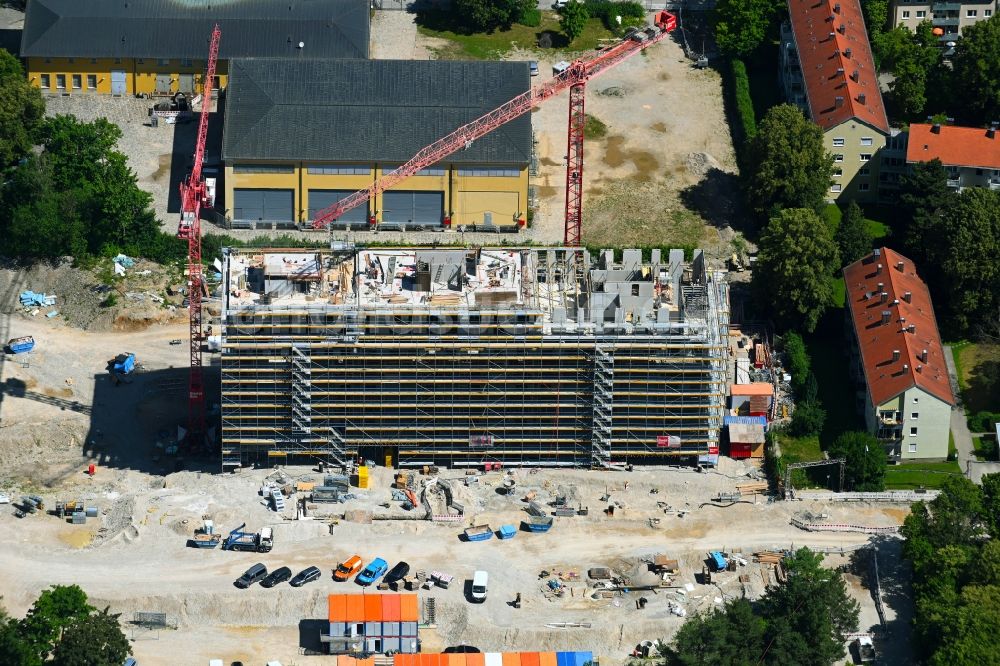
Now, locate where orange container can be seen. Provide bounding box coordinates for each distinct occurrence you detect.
[383,593,401,621]
[539,654,557,666]
[400,594,419,621]
[365,594,382,621]
[446,654,465,666]
[521,653,540,666]
[328,594,347,622]
[466,653,486,666]
[346,594,365,621]
[394,655,415,666]
[503,654,521,666]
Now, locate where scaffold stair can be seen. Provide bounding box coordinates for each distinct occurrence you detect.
[289,344,313,434]
[591,345,614,467]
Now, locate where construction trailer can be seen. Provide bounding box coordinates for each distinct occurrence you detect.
[219,246,729,470]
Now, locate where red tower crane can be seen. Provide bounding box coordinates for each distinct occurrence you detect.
[177,24,221,451]
[311,11,677,245]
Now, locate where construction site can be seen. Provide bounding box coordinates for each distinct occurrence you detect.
[219,246,729,470]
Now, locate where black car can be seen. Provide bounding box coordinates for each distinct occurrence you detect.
[384,561,410,585]
[260,566,292,588]
[290,566,322,587]
[235,563,267,588]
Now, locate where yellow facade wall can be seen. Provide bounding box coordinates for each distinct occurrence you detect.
[27,57,230,95]
[225,162,529,227]
[824,120,886,204]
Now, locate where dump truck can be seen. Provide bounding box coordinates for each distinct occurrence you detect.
[223,523,273,553]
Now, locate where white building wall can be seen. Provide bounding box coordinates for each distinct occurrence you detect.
[899,387,951,460]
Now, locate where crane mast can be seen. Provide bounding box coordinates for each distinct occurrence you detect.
[311,10,677,245]
[177,24,221,452]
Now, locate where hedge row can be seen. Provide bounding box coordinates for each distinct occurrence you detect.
[584,0,645,31]
[729,58,757,143]
[968,411,1000,433]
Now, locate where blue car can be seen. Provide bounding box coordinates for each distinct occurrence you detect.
[356,557,388,586]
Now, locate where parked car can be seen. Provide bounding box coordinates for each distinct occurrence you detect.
[261,566,292,588]
[384,561,410,585]
[235,563,267,588]
[0,493,10,504]
[334,555,363,581]
[528,61,539,77]
[470,570,488,602]
[290,566,322,587]
[356,557,389,586]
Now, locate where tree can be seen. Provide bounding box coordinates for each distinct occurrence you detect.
[50,608,130,666]
[713,0,784,58]
[951,15,1000,125]
[752,208,840,332]
[835,201,873,265]
[18,585,93,660]
[828,431,886,491]
[936,188,1000,336]
[663,598,766,665]
[782,331,811,396]
[0,603,34,666]
[559,1,589,42]
[451,0,534,32]
[875,23,941,117]
[860,0,889,58]
[790,399,825,437]
[665,548,858,665]
[744,105,834,222]
[0,48,45,168]
[897,159,955,272]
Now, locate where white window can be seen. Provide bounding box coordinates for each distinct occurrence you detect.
[913,396,919,403]
[909,441,917,453]
[56,74,65,89]
[986,9,993,17]
[860,137,874,146]
[834,154,844,162]
[860,153,872,162]
[859,183,871,192]
[158,58,170,66]
[40,74,50,88]
[833,137,845,147]
[910,427,918,436]
[860,167,870,176]
[87,74,97,89]
[902,10,910,17]
[833,168,843,177]
[830,184,843,192]
[967,9,977,17]
[916,10,926,17]
[911,412,919,419]
[71,74,81,89]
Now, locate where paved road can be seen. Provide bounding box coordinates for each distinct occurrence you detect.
[943,345,975,478]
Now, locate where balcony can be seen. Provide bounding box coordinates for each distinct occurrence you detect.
[947,177,961,188]
[990,180,1000,191]
[933,16,960,27]
[931,2,961,11]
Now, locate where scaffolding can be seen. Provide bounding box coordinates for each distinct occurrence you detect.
[219,247,729,470]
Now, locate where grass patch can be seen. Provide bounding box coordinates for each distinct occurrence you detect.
[829,276,846,308]
[417,11,613,59]
[771,432,826,489]
[884,460,963,490]
[954,342,1000,413]
[821,203,842,236]
[583,180,707,248]
[865,218,889,240]
[584,114,608,140]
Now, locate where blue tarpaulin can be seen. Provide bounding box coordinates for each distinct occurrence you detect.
[113,254,136,268]
[19,291,56,307]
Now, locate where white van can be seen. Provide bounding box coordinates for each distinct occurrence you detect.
[471,570,488,602]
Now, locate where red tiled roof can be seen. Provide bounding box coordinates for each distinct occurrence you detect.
[906,123,1000,170]
[843,248,954,407]
[787,0,889,133]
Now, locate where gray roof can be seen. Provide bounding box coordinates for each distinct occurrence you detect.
[21,0,368,60]
[222,58,532,165]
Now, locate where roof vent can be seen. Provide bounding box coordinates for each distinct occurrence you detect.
[903,364,909,373]
[858,93,866,104]
[828,31,836,40]
[834,2,841,12]
[864,291,872,300]
[903,291,912,303]
[851,69,859,81]
[845,47,853,58]
[932,123,942,134]
[838,24,847,34]
[892,349,901,362]
[916,365,923,373]
[988,122,998,139]
[921,348,928,362]
[880,291,888,303]
[881,310,891,325]
[876,263,883,274]
[835,96,844,108]
[893,299,900,306]
[874,248,881,258]
[896,261,905,272]
[877,282,884,291]
[908,324,916,333]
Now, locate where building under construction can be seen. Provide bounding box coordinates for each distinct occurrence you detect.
[220,246,730,470]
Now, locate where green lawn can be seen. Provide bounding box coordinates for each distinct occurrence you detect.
[884,460,963,489]
[953,342,1000,413]
[830,276,846,308]
[807,326,863,444]
[865,218,890,240]
[417,11,614,59]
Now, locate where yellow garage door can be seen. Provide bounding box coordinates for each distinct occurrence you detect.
[457,191,519,226]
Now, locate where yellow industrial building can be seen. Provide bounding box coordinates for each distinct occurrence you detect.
[222,59,532,230]
[20,0,368,96]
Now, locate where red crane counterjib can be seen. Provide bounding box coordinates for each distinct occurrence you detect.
[311,11,677,230]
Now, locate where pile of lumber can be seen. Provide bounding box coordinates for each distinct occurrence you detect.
[737,481,769,495]
[753,550,785,564]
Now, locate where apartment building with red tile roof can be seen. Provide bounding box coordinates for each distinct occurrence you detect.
[906,122,1000,191]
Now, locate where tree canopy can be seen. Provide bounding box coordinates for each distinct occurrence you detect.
[559,1,589,42]
[828,431,886,491]
[664,548,859,665]
[753,207,840,332]
[951,15,1000,126]
[835,201,873,266]
[0,48,45,168]
[744,104,834,223]
[50,609,131,666]
[874,23,942,118]
[451,0,534,32]
[901,475,1000,663]
[713,0,784,58]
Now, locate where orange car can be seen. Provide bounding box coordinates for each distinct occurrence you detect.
[334,555,363,581]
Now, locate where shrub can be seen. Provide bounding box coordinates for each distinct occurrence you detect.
[969,411,1000,433]
[585,0,644,31]
[790,399,826,437]
[782,331,811,396]
[729,58,757,143]
[519,7,541,27]
[584,113,608,139]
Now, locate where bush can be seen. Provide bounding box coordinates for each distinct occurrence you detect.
[783,331,811,396]
[519,7,541,26]
[584,113,608,139]
[791,399,826,437]
[969,411,1000,433]
[729,58,757,143]
[585,0,644,31]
